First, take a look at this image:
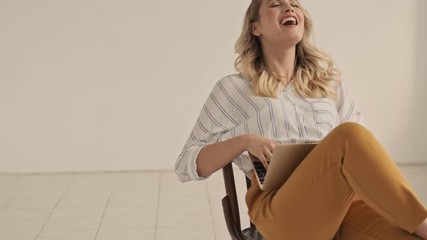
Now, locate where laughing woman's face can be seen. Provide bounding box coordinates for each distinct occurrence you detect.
[252,0,305,47]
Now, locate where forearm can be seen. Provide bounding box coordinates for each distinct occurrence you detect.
[196,135,248,177]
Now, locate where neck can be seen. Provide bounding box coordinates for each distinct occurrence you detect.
[261,43,296,86]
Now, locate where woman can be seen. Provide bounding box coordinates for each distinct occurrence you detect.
[175,0,427,239]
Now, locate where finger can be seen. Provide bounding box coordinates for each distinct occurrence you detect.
[269,141,277,151]
[255,152,266,166]
[260,154,269,170]
[249,152,258,161]
[264,150,273,162]
[262,160,269,171]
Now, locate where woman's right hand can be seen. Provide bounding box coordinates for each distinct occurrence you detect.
[245,135,277,170]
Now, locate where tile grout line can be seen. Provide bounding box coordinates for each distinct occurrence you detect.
[33,173,76,239]
[154,172,162,240]
[34,198,62,240]
[94,174,118,240]
[94,198,111,240]
[205,180,219,240]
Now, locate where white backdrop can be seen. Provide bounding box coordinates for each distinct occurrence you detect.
[0,0,426,173]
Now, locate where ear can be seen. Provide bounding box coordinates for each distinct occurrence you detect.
[252,23,262,36]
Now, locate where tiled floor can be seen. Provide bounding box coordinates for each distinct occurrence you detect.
[0,164,426,240]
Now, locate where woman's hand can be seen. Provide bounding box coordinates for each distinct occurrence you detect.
[245,135,277,170]
[196,134,276,177]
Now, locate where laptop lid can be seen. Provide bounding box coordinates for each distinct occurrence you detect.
[252,143,317,191]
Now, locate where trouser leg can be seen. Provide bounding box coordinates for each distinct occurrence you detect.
[246,122,427,240]
[247,164,355,239]
[336,194,422,240]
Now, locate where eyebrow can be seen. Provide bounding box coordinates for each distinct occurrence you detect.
[266,0,299,5]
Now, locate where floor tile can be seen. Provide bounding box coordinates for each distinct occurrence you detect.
[43,208,104,231]
[0,221,44,240]
[156,227,215,240]
[214,227,231,240]
[111,172,160,194]
[108,195,158,207]
[99,217,154,231]
[160,172,207,197]
[0,175,28,201]
[157,202,212,228]
[43,218,100,232]
[62,173,118,199]
[11,174,74,200]
[157,213,213,229]
[36,229,97,240]
[100,205,157,230]
[56,197,109,209]
[96,227,155,240]
[103,206,156,219]
[4,198,59,210]
[101,206,157,229]
[109,172,159,207]
[48,208,105,220]
[0,209,51,223]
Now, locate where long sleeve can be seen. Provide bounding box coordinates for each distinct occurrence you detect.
[336,81,363,124]
[174,77,241,182]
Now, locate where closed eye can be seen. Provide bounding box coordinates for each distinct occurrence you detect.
[290,1,300,8]
[268,1,299,8]
[290,2,300,8]
[270,2,281,7]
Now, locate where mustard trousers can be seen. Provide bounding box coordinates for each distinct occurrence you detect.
[246,122,427,240]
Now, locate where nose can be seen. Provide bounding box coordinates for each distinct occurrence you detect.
[283,3,295,13]
[283,7,295,13]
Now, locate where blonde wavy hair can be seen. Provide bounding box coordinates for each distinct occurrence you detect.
[235,0,341,99]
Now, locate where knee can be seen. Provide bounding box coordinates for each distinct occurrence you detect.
[336,122,365,132]
[332,122,372,144]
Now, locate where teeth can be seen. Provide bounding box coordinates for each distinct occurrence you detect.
[281,17,297,25]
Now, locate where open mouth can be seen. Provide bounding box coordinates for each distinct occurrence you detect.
[281,17,298,26]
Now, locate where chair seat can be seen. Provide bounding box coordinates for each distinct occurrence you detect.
[242,226,264,240]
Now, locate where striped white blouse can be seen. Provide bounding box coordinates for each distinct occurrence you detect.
[175,74,362,182]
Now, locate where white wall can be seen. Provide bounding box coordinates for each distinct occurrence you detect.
[414,0,427,164]
[306,0,427,164]
[0,0,425,173]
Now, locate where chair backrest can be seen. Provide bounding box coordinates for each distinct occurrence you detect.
[222,163,263,240]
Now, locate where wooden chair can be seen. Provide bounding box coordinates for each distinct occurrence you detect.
[221,163,264,240]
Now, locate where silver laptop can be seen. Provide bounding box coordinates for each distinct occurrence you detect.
[251,143,317,191]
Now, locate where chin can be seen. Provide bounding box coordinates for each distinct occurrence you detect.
[285,36,303,46]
